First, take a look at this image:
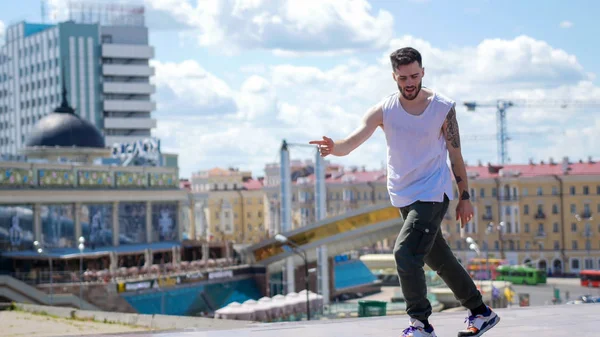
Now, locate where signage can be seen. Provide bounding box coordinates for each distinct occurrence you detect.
[111,138,161,165]
[208,270,233,280]
[115,266,266,293]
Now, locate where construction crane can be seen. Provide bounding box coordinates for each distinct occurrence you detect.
[463,99,600,165]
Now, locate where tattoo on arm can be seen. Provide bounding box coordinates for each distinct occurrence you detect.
[451,163,463,183]
[445,106,460,148]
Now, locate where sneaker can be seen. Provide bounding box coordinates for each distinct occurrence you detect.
[401,318,437,337]
[457,306,500,337]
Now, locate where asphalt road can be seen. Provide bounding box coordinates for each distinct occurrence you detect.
[509,277,600,306]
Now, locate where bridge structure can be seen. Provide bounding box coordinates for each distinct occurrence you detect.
[256,140,404,305]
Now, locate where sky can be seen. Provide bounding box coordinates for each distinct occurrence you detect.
[1,0,599,179]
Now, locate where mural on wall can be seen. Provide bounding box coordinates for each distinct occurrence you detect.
[151,202,178,242]
[81,204,114,249]
[0,205,34,251]
[41,204,75,248]
[118,202,147,245]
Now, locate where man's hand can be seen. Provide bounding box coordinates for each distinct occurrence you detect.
[309,136,335,157]
[456,199,474,228]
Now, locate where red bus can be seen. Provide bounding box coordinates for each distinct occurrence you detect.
[466,258,508,280]
[579,270,600,288]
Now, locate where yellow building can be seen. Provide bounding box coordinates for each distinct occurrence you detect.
[442,157,600,275]
[190,168,269,245]
[262,165,390,234]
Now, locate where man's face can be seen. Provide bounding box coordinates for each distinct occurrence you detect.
[392,61,424,101]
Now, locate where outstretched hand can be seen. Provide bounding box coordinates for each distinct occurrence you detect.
[309,136,334,157]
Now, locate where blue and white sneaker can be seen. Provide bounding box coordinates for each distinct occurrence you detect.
[401,318,437,337]
[457,306,500,337]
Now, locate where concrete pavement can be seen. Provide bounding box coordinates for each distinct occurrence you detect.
[76,303,599,337]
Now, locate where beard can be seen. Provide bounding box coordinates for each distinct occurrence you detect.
[398,81,422,101]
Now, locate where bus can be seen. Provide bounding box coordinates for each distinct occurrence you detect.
[579,270,600,288]
[466,258,508,280]
[495,265,547,285]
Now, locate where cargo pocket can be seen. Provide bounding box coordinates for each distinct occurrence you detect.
[408,201,441,255]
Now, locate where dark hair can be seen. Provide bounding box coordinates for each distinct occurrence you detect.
[390,47,422,70]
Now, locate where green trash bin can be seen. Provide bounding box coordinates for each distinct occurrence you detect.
[358,300,387,317]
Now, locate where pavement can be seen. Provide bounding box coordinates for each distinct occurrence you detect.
[75,303,599,337]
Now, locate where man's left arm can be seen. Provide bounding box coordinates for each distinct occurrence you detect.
[442,104,473,226]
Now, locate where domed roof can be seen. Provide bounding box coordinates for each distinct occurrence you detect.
[25,83,105,149]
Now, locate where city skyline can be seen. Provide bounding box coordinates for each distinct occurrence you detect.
[1,0,598,178]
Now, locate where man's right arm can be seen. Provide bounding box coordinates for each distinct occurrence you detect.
[331,104,383,156]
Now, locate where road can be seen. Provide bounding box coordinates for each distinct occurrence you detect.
[509,277,600,306]
[353,277,600,307]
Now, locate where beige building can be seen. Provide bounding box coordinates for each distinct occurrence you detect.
[190,168,269,245]
[443,157,600,275]
[262,163,389,234]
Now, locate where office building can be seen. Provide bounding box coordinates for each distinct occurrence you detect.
[0,4,155,154]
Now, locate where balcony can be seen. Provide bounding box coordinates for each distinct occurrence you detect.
[102,44,154,59]
[534,212,546,219]
[103,82,155,95]
[104,100,155,112]
[499,196,519,201]
[104,117,156,130]
[581,230,594,238]
[102,64,154,77]
[482,214,493,220]
[534,231,547,239]
[576,212,593,221]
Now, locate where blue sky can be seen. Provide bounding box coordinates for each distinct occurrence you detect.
[1,0,599,178]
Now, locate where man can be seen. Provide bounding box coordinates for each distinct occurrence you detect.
[309,47,499,337]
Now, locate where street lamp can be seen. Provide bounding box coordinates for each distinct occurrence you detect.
[33,240,53,305]
[575,214,593,289]
[465,237,483,289]
[78,236,85,309]
[274,234,311,320]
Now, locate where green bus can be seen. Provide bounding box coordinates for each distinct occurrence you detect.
[494,265,547,285]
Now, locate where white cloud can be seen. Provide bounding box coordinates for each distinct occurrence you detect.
[152,34,600,177]
[151,60,238,116]
[145,0,394,55]
[560,20,573,28]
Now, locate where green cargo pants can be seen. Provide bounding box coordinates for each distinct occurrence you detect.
[393,194,483,321]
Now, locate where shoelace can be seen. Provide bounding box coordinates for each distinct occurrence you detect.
[402,326,421,336]
[464,315,479,330]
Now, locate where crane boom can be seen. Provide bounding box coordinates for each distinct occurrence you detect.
[463,99,600,165]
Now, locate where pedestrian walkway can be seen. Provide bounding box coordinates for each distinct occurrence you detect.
[80,303,598,337]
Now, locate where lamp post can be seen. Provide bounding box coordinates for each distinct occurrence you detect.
[575,213,593,289]
[465,237,482,288]
[33,240,53,305]
[274,234,311,321]
[78,236,85,309]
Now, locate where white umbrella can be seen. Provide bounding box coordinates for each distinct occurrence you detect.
[272,294,294,317]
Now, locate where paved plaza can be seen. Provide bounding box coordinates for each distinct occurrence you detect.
[78,303,598,337]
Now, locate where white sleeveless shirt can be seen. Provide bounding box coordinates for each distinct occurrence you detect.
[380,90,455,207]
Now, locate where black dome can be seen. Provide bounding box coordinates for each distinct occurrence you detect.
[25,77,105,149]
[25,113,105,148]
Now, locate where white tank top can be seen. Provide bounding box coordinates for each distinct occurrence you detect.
[380,90,455,207]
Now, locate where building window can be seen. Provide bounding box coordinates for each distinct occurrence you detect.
[570,186,576,195]
[572,240,578,250]
[553,222,559,233]
[537,187,543,195]
[571,223,577,232]
[524,205,529,214]
[583,186,589,195]
[571,259,580,270]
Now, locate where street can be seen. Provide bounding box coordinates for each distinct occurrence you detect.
[509,277,600,306]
